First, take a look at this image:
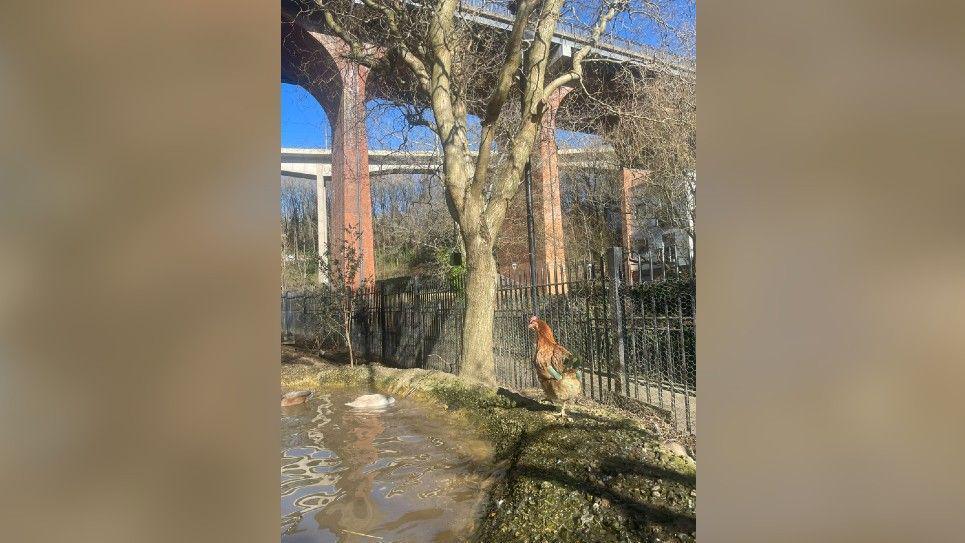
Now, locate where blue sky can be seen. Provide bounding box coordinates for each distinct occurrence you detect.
[280,83,329,148]
[280,83,439,149]
[281,83,600,150]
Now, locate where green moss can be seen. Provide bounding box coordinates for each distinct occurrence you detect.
[281,347,696,543]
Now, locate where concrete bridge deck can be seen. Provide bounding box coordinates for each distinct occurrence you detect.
[280,147,618,180]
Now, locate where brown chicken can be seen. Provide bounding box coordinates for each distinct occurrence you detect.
[528,316,582,420]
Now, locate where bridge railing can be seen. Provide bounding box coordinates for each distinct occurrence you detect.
[458,0,668,61]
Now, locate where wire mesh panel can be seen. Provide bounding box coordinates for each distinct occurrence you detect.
[621,278,696,433]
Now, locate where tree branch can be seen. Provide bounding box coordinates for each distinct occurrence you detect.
[482,0,567,235]
[543,0,628,99]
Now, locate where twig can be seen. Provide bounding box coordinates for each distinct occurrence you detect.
[341,529,383,540]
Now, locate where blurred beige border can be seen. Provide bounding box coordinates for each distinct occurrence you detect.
[700,1,965,541]
[2,1,965,542]
[0,2,280,542]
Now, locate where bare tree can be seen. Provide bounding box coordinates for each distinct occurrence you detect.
[603,30,696,249]
[288,0,683,383]
[281,176,320,291]
[317,229,367,366]
[371,172,459,278]
[559,165,621,262]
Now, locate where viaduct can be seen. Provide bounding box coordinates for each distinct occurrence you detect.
[281,0,692,283]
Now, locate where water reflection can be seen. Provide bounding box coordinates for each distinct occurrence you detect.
[281,388,493,542]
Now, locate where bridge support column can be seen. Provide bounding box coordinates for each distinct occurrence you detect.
[312,33,377,285]
[531,86,572,281]
[496,86,572,281]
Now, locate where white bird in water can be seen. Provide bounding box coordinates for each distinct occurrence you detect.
[345,393,396,409]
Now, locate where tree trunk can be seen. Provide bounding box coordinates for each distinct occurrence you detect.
[345,317,355,367]
[457,236,498,385]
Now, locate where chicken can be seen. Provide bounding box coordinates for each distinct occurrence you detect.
[528,316,582,420]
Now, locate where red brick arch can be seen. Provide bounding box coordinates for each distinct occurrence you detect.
[283,24,381,285]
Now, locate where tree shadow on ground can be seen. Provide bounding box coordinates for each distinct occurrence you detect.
[599,455,695,486]
[482,417,695,540]
[495,387,557,412]
[517,461,696,535]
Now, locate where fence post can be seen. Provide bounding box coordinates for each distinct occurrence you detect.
[281,293,287,343]
[609,247,628,397]
[284,293,293,343]
[378,281,386,362]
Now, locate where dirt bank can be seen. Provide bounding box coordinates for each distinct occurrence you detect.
[281,346,696,543]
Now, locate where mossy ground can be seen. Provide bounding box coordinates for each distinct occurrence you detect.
[281,346,696,543]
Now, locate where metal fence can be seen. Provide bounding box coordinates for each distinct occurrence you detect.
[282,247,695,433]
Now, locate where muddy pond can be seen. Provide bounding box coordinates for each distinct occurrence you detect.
[281,387,495,542]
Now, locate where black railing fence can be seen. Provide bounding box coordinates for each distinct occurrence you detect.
[282,247,695,433]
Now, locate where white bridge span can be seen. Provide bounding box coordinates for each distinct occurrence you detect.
[281,147,616,181]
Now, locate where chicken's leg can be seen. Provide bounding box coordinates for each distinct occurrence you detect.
[557,400,572,422]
